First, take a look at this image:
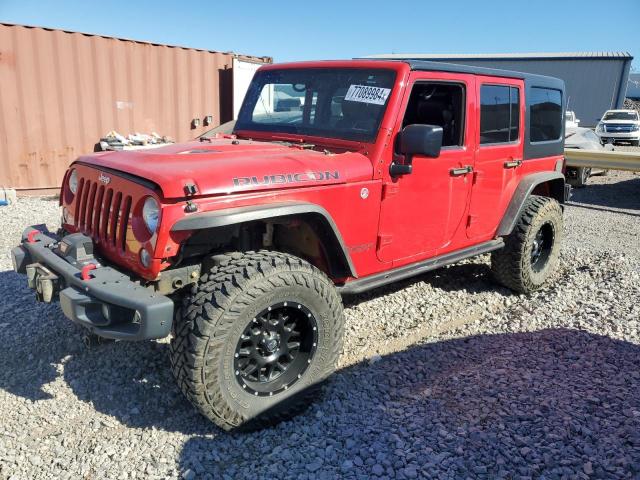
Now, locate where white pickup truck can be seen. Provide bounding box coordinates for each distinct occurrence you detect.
[595,109,640,146]
[565,111,580,128]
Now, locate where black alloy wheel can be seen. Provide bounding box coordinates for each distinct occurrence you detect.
[530,221,554,272]
[234,302,318,396]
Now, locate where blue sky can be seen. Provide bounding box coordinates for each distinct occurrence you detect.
[1,0,638,68]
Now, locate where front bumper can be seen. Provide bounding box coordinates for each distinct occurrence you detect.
[11,226,173,341]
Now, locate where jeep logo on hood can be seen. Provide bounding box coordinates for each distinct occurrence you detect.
[233,171,340,188]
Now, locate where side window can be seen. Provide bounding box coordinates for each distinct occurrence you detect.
[480,85,520,144]
[529,87,562,142]
[402,82,465,147]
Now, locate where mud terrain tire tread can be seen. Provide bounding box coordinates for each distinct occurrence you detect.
[491,195,563,294]
[169,250,344,431]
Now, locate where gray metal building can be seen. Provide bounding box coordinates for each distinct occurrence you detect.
[628,73,640,100]
[367,52,633,127]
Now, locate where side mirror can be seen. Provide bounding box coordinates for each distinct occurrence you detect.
[390,124,443,177]
[400,124,443,158]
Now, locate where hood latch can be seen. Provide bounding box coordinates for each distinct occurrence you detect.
[184,183,198,196]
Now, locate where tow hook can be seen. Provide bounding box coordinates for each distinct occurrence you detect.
[81,263,98,281]
[26,230,40,243]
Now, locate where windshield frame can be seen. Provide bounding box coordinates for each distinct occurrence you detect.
[234,66,399,144]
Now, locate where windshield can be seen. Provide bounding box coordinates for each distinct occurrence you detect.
[235,68,396,143]
[603,111,638,121]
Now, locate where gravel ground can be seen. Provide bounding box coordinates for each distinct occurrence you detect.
[1,169,639,479]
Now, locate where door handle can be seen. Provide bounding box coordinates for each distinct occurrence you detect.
[504,159,522,169]
[450,166,473,176]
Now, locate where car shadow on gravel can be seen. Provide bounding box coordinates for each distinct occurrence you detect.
[0,270,85,401]
[177,329,640,479]
[60,340,216,435]
[0,257,503,436]
[0,268,214,435]
[569,176,640,212]
[343,258,503,307]
[0,258,506,435]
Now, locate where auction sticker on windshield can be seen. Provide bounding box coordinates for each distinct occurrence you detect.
[344,85,391,105]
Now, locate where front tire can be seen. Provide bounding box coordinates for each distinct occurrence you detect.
[169,251,344,431]
[491,195,563,293]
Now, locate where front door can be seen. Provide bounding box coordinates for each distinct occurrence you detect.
[377,73,476,263]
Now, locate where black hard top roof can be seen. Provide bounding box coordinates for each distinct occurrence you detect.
[363,58,565,90]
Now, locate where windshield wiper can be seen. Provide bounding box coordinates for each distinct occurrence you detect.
[259,134,308,143]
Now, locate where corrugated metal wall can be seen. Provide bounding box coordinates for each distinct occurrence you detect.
[0,23,270,190]
[628,74,640,100]
[391,57,631,128]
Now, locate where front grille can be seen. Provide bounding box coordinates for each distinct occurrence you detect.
[605,124,635,133]
[74,177,132,252]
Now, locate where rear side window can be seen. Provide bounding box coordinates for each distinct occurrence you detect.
[480,85,520,144]
[529,88,562,142]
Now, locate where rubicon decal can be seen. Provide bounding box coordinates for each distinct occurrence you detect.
[233,171,340,187]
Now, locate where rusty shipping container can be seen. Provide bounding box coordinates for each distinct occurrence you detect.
[0,23,271,191]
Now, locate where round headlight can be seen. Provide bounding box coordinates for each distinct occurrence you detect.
[68,169,78,195]
[142,197,160,233]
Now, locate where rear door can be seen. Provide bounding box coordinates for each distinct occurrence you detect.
[466,77,524,239]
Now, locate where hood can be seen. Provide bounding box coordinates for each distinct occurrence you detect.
[75,138,373,198]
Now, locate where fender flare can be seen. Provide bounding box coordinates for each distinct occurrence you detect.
[496,172,566,237]
[171,202,357,278]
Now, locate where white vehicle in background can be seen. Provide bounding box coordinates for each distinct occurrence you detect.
[595,109,640,146]
[565,111,580,128]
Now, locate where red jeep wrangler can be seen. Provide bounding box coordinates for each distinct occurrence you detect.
[12,60,569,430]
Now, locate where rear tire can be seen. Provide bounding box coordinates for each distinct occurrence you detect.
[491,195,563,293]
[567,167,591,188]
[169,250,344,431]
